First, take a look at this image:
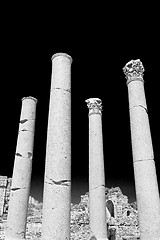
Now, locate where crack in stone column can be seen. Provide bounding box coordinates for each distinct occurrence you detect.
[134,158,154,163]
[90,184,105,191]
[11,187,27,191]
[45,176,71,186]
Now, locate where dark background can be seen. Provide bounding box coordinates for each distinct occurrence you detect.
[1,4,160,204]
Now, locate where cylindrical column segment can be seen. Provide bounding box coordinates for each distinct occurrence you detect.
[5,96,37,240]
[123,59,160,240]
[86,98,108,240]
[41,53,72,240]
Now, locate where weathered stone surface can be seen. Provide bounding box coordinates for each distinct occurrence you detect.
[0,182,140,240]
[123,59,160,240]
[5,97,37,240]
[86,98,108,240]
[41,53,72,240]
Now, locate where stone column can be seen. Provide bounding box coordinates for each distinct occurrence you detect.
[41,53,72,240]
[86,98,108,240]
[123,59,160,240]
[5,96,37,240]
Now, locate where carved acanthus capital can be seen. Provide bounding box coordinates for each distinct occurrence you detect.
[85,98,102,116]
[123,59,144,83]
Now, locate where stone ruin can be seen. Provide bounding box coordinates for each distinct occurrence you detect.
[0,176,11,221]
[1,55,160,239]
[70,187,140,240]
[0,175,140,240]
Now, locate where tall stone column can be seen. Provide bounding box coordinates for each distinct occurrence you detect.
[86,98,108,240]
[5,96,37,240]
[123,59,160,240]
[41,53,72,240]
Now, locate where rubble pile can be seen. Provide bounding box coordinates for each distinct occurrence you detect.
[70,198,90,240]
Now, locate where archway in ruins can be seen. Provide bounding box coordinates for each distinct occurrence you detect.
[106,200,114,218]
[106,200,116,240]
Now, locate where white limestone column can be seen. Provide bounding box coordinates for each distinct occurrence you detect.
[86,98,108,240]
[123,59,160,240]
[41,53,72,240]
[5,96,37,240]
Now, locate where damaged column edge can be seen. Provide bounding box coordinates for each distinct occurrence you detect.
[15,152,33,159]
[19,118,36,124]
[11,187,27,191]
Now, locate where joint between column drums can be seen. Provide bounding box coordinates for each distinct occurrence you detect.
[90,184,105,191]
[134,158,154,163]
[129,104,148,113]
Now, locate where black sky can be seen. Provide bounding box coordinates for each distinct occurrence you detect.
[1,5,160,203]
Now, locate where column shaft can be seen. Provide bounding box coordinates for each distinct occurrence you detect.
[123,59,160,240]
[5,96,37,240]
[86,98,108,240]
[41,53,72,240]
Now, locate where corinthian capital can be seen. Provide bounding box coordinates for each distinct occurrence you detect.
[123,59,144,83]
[85,98,102,116]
